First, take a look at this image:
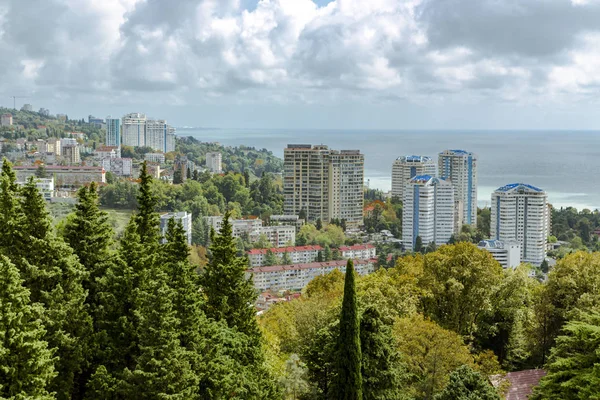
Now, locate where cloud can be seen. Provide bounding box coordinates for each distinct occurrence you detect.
[1,0,600,113]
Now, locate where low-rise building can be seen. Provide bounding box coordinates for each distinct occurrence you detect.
[250,226,296,248]
[144,153,165,164]
[339,244,376,260]
[478,240,521,269]
[102,158,133,176]
[1,113,13,126]
[269,215,305,231]
[94,146,120,159]
[247,245,323,267]
[16,177,54,200]
[14,165,105,189]
[204,216,263,238]
[160,212,192,245]
[247,259,376,291]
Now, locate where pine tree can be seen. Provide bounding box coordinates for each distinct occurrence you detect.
[0,158,20,251]
[329,259,363,400]
[201,210,261,345]
[135,161,160,246]
[0,255,56,399]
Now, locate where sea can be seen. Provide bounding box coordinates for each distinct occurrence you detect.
[177,128,600,211]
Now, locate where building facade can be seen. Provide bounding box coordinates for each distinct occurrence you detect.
[122,113,146,147]
[105,116,121,147]
[1,114,13,126]
[145,153,166,164]
[145,119,175,153]
[62,144,81,164]
[160,212,192,245]
[205,152,222,173]
[391,155,437,199]
[250,225,296,248]
[478,240,521,269]
[247,245,323,267]
[402,175,455,251]
[438,150,478,227]
[284,144,364,227]
[339,244,377,260]
[490,183,549,266]
[247,259,375,291]
[329,150,364,228]
[14,165,105,189]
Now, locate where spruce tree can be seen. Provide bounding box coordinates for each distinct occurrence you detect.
[0,255,56,399]
[135,161,160,246]
[329,259,363,400]
[0,159,20,251]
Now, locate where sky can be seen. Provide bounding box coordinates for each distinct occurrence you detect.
[2,0,600,129]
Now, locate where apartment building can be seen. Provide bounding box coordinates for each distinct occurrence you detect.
[477,240,521,269]
[122,113,146,147]
[339,243,376,260]
[402,175,455,251]
[145,119,175,153]
[438,149,478,227]
[247,245,323,267]
[145,153,165,164]
[1,114,13,126]
[206,152,222,173]
[284,144,364,227]
[490,183,549,266]
[269,215,305,231]
[16,177,54,200]
[14,165,105,189]
[159,212,192,245]
[247,259,376,291]
[250,225,296,248]
[62,144,81,164]
[391,155,437,199]
[105,116,121,147]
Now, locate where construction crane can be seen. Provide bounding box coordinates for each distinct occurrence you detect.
[10,95,29,110]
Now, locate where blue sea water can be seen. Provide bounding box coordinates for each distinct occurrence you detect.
[178,128,600,211]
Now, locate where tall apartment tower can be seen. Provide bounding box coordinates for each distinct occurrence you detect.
[284,145,331,224]
[284,145,364,227]
[391,155,437,199]
[206,152,223,173]
[329,150,364,228]
[105,116,121,147]
[165,126,176,153]
[122,113,146,147]
[402,175,454,251]
[438,149,477,227]
[490,183,549,266]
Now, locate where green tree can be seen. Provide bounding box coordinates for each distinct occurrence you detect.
[281,251,293,265]
[434,365,500,400]
[135,161,160,246]
[173,169,183,184]
[279,354,309,400]
[531,308,600,400]
[264,249,279,266]
[0,255,56,399]
[329,260,363,400]
[414,236,423,253]
[316,218,323,230]
[0,158,20,251]
[323,245,332,262]
[35,163,48,178]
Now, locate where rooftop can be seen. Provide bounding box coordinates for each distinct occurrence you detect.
[490,369,546,400]
[396,155,433,163]
[338,244,375,251]
[247,258,374,273]
[495,183,544,193]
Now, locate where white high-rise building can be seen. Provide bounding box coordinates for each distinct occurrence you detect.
[105,116,121,147]
[391,155,436,200]
[206,152,222,173]
[160,212,192,245]
[438,150,477,227]
[145,119,167,152]
[284,144,364,227]
[402,175,454,251]
[490,183,549,266]
[165,125,176,153]
[329,150,364,228]
[122,113,146,147]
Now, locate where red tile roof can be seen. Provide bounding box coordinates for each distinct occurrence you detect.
[339,244,375,251]
[491,369,546,400]
[247,258,374,273]
[247,245,323,255]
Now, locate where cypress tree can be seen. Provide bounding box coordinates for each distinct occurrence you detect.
[0,255,56,399]
[329,259,363,400]
[135,161,160,246]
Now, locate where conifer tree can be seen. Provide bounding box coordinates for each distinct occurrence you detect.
[0,158,20,250]
[329,259,363,400]
[135,161,160,246]
[0,255,56,399]
[201,210,260,343]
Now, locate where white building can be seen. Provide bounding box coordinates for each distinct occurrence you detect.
[204,216,263,238]
[122,113,146,147]
[16,177,54,200]
[145,119,175,153]
[438,149,478,227]
[62,144,81,164]
[329,150,364,228]
[105,116,121,147]
[160,212,192,245]
[205,152,222,173]
[145,153,165,164]
[478,240,521,269]
[270,215,305,231]
[391,155,437,200]
[402,175,455,251]
[490,183,549,266]
[247,259,375,291]
[247,245,323,267]
[250,225,296,248]
[339,244,376,260]
[1,114,13,126]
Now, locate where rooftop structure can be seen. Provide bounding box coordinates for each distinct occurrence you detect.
[478,240,521,269]
[391,155,437,200]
